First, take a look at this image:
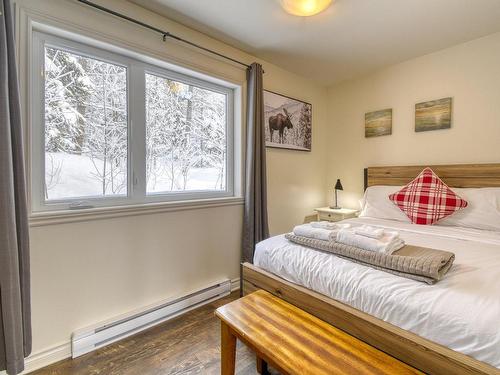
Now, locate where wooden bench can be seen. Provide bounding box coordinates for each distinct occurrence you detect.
[215,290,423,375]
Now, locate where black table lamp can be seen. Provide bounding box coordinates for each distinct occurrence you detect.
[330,179,343,209]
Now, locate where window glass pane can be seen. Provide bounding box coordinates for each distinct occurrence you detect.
[145,73,227,193]
[44,46,128,200]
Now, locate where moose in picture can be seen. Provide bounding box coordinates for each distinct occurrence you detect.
[269,108,293,144]
[264,90,312,151]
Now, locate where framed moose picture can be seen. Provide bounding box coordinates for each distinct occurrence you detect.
[264,90,312,151]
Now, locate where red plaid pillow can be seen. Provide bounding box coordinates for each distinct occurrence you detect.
[389,168,468,225]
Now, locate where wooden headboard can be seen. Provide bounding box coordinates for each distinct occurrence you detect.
[364,163,500,190]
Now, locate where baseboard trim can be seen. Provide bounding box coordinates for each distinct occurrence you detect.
[230,277,240,292]
[72,280,231,358]
[19,278,240,374]
[22,341,71,374]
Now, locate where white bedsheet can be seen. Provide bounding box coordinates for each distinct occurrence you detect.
[254,218,500,368]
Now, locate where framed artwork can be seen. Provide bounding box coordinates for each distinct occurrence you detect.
[264,90,312,151]
[415,97,452,132]
[365,108,392,138]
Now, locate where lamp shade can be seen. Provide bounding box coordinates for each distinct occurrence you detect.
[280,0,333,16]
[334,179,343,191]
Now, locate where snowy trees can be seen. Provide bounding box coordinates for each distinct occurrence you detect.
[44,46,127,199]
[145,74,187,192]
[145,73,226,193]
[188,85,226,190]
[44,46,89,154]
[43,45,227,202]
[299,103,312,150]
[83,59,127,195]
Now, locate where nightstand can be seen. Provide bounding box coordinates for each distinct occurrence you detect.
[314,207,358,222]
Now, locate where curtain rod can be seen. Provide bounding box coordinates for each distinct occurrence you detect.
[76,0,253,70]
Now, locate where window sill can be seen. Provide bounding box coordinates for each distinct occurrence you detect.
[29,197,244,227]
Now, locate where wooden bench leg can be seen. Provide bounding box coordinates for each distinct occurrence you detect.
[256,356,269,375]
[221,321,237,375]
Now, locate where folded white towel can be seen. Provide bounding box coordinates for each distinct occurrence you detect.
[310,221,338,230]
[336,223,352,230]
[336,229,404,254]
[293,223,353,241]
[293,224,337,241]
[354,225,385,239]
[310,221,352,230]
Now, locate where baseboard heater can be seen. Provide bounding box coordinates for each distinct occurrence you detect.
[72,279,231,358]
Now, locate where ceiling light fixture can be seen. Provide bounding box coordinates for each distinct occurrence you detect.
[280,0,333,16]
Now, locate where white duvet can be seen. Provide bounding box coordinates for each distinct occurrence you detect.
[254,218,500,368]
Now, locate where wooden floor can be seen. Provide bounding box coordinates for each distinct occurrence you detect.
[31,292,278,375]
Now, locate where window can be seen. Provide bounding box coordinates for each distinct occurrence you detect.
[44,47,128,200]
[145,73,227,193]
[32,32,236,212]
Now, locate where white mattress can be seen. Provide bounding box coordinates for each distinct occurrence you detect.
[254,218,500,368]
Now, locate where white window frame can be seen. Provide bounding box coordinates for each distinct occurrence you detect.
[31,31,236,213]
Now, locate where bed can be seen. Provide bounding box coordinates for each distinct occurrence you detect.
[242,164,500,375]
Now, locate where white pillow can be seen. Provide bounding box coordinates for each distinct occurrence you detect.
[359,185,411,223]
[436,187,500,231]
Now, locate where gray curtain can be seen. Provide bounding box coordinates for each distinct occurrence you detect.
[0,0,32,374]
[242,63,269,263]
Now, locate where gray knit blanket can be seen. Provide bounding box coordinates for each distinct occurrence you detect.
[285,234,455,284]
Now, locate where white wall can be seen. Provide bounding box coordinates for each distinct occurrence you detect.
[326,32,500,209]
[14,0,328,365]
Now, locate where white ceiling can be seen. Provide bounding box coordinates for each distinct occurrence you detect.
[130,0,500,85]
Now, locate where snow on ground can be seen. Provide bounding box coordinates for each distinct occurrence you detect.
[45,152,224,201]
[147,165,224,194]
[45,152,126,200]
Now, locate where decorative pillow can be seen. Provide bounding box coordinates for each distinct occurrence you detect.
[389,168,468,225]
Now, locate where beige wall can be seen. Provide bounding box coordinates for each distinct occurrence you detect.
[16,0,328,361]
[266,76,328,234]
[326,32,500,209]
